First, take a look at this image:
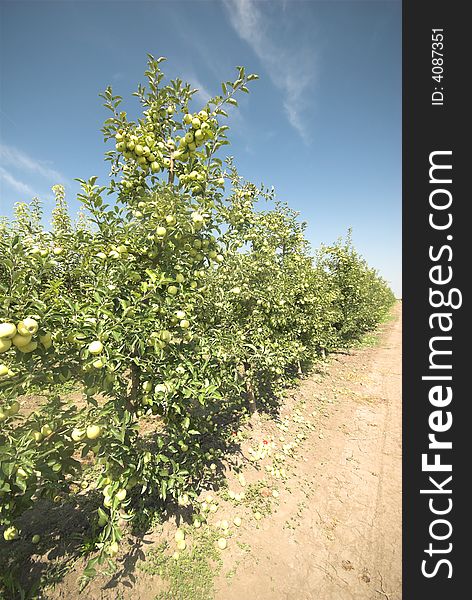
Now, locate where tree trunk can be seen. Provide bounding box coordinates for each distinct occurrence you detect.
[126,362,140,413]
[168,155,174,185]
[240,362,259,422]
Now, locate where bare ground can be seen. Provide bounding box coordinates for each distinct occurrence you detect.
[23,303,401,600]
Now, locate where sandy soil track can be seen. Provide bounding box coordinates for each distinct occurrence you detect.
[215,304,402,600]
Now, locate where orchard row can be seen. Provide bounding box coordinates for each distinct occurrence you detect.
[0,57,394,579]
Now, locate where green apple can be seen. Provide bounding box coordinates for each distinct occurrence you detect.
[3,526,19,541]
[86,424,102,440]
[12,333,32,348]
[107,541,119,557]
[175,273,185,283]
[0,364,9,377]
[165,214,176,225]
[39,332,52,349]
[0,323,16,339]
[32,534,41,544]
[180,319,190,329]
[41,424,53,437]
[217,538,227,550]
[159,330,172,342]
[168,285,178,296]
[71,428,85,442]
[8,401,20,415]
[17,467,27,478]
[116,489,127,502]
[183,113,192,125]
[198,110,208,121]
[155,226,167,238]
[175,529,185,543]
[191,212,204,224]
[88,340,103,355]
[142,380,152,392]
[18,318,39,336]
[191,117,201,129]
[92,358,105,369]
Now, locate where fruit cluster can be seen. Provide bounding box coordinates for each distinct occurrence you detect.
[177,110,215,160]
[115,109,216,176]
[116,130,168,174]
[0,318,50,357]
[28,245,64,258]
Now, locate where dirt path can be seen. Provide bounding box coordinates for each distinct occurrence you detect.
[215,304,402,600]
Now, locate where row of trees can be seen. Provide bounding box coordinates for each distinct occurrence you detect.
[0,57,394,577]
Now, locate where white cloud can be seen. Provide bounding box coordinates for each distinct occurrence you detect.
[185,75,213,106]
[0,166,36,197]
[0,143,65,183]
[223,0,316,143]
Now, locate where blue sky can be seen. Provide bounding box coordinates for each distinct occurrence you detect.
[0,0,401,295]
